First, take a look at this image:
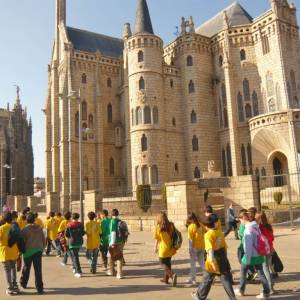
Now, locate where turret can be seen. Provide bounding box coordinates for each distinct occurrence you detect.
[56,0,66,27]
[127,0,166,188]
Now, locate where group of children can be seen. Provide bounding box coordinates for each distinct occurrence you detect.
[0,207,128,295]
[154,205,277,300]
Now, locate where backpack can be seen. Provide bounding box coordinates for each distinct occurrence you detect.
[171,227,182,250]
[8,223,26,254]
[117,220,129,242]
[253,227,271,256]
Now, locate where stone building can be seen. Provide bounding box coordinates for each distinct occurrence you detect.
[46,0,300,212]
[0,89,34,199]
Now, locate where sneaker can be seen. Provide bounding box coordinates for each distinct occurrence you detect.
[37,290,44,295]
[234,288,244,297]
[20,282,27,289]
[106,271,113,276]
[256,293,270,299]
[185,279,197,285]
[74,273,82,278]
[60,262,67,267]
[72,269,76,274]
[172,274,178,287]
[191,292,199,300]
[12,285,20,294]
[116,274,123,279]
[6,289,14,296]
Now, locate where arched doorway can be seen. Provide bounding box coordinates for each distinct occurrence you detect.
[273,157,284,187]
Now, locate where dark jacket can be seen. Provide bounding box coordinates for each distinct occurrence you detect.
[65,221,85,249]
[21,224,46,251]
[8,221,26,253]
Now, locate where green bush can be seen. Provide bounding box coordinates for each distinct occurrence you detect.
[136,185,152,212]
[273,192,283,205]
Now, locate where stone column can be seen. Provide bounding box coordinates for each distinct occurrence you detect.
[84,190,102,217]
[46,192,60,213]
[14,196,27,212]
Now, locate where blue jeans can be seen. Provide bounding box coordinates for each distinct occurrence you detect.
[70,248,82,274]
[240,264,270,296]
[189,248,205,281]
[86,249,99,269]
[62,249,72,265]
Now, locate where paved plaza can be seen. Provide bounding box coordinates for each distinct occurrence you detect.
[0,227,299,300]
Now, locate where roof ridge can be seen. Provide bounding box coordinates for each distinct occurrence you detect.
[66,26,123,42]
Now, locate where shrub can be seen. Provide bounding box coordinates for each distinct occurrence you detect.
[136,185,152,212]
[273,192,283,205]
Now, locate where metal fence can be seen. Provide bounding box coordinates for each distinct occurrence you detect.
[258,173,300,227]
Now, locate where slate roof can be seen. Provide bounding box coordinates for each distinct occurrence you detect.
[66,27,123,58]
[134,0,154,34]
[196,1,253,37]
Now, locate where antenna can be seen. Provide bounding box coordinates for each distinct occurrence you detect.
[174,26,180,37]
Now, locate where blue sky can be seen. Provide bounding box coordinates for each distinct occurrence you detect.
[0,0,299,177]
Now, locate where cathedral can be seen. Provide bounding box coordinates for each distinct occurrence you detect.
[0,89,34,199]
[45,0,300,212]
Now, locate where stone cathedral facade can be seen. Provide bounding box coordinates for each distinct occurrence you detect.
[46,0,300,212]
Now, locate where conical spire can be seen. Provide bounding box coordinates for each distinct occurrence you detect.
[134,0,154,35]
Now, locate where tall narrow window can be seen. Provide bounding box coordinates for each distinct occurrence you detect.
[107,103,113,123]
[187,55,193,66]
[240,49,246,61]
[194,167,201,179]
[247,143,252,167]
[142,165,149,184]
[218,98,223,128]
[294,96,299,108]
[170,79,174,88]
[153,107,159,124]
[219,55,223,67]
[223,108,229,128]
[82,123,88,141]
[81,73,87,84]
[287,82,292,107]
[255,168,260,177]
[144,106,151,124]
[243,79,250,101]
[107,78,112,88]
[151,165,159,185]
[139,77,145,90]
[191,110,197,124]
[238,92,244,122]
[262,35,270,55]
[245,104,252,119]
[266,72,274,96]
[75,111,79,138]
[138,50,144,62]
[241,144,247,167]
[175,163,179,172]
[268,98,276,112]
[192,135,199,152]
[290,70,297,91]
[131,109,135,126]
[88,114,94,138]
[136,107,142,125]
[252,91,259,116]
[226,143,233,176]
[261,167,266,177]
[221,84,227,105]
[109,158,115,176]
[135,166,141,185]
[222,148,227,176]
[189,80,195,94]
[81,100,87,120]
[141,134,147,152]
[172,118,176,127]
[275,84,281,110]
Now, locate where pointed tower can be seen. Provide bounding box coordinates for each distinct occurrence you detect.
[127,0,166,189]
[56,0,66,27]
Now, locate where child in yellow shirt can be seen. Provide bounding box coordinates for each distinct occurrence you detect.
[0,212,19,295]
[85,211,101,274]
[45,212,60,256]
[186,212,205,285]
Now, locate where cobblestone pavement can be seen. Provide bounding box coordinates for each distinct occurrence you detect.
[0,227,299,300]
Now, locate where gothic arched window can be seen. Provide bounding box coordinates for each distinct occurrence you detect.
[75,111,79,138]
[107,103,113,123]
[194,167,201,179]
[107,77,112,88]
[219,55,223,67]
[151,165,159,185]
[243,78,250,101]
[142,165,149,184]
[255,168,260,177]
[172,117,176,127]
[170,79,174,88]
[82,122,88,141]
[141,134,147,152]
[241,144,247,167]
[138,50,144,63]
[192,135,199,152]
[81,100,87,120]
[139,77,145,90]
[237,92,244,122]
[88,114,94,138]
[245,103,252,119]
[144,106,151,124]
[247,143,252,166]
[81,73,87,84]
[240,49,246,61]
[287,82,292,107]
[187,55,193,66]
[223,108,229,128]
[109,158,115,176]
[153,106,159,124]
[261,167,266,177]
[222,148,227,176]
[189,80,195,94]
[218,98,223,128]
[266,72,274,96]
[136,106,142,125]
[252,91,259,116]
[175,163,179,172]
[294,96,299,108]
[191,110,197,124]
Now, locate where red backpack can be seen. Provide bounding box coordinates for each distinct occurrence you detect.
[252,227,271,256]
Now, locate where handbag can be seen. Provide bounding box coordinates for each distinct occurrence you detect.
[16,256,22,272]
[272,250,284,273]
[108,245,123,261]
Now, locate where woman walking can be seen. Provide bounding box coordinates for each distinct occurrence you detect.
[154,212,177,287]
[186,212,205,285]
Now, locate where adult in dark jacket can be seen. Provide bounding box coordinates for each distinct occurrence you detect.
[224,203,239,240]
[20,213,46,294]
